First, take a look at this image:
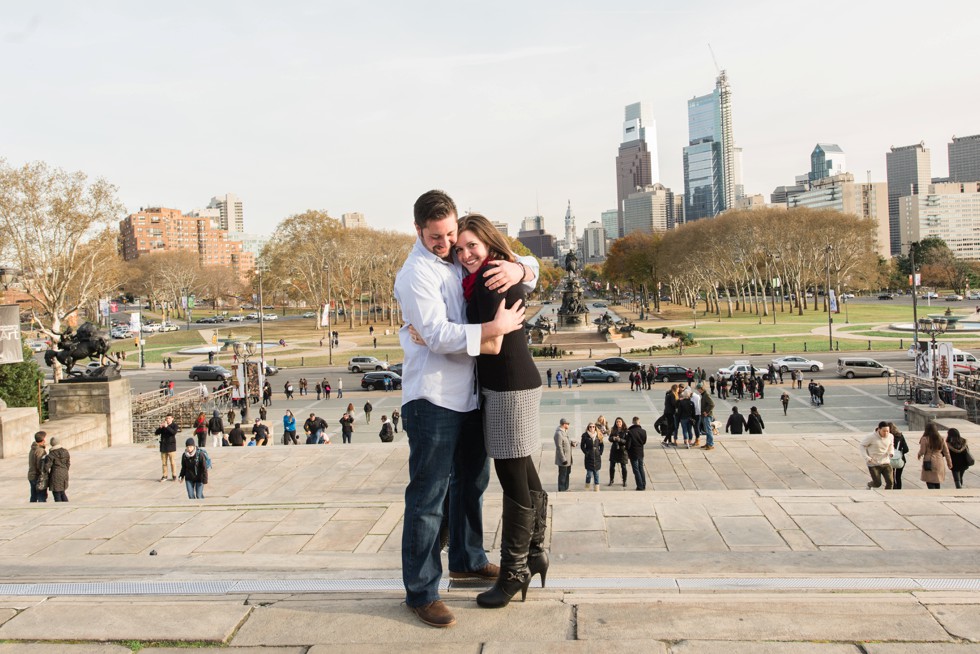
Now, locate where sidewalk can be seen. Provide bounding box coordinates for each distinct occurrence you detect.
[1,418,979,649]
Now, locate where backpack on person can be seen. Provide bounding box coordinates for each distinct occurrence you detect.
[379,422,394,443]
[36,453,49,491]
[199,448,212,470]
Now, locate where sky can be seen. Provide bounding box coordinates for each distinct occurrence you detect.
[2,1,977,237]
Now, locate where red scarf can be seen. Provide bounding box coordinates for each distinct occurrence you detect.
[462,258,490,301]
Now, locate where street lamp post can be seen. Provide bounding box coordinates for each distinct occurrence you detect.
[918,317,948,408]
[257,265,266,373]
[825,245,833,351]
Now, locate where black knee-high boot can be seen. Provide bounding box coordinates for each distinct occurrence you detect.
[527,489,549,587]
[477,496,534,608]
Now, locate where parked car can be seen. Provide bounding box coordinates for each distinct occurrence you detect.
[572,366,620,383]
[245,312,259,320]
[26,338,49,352]
[228,315,245,322]
[188,365,232,382]
[946,294,964,302]
[109,328,131,339]
[716,360,757,380]
[348,356,389,373]
[196,316,222,324]
[389,362,403,376]
[301,311,317,318]
[877,293,895,300]
[921,292,939,299]
[264,365,279,376]
[158,322,179,332]
[361,371,402,390]
[771,355,824,373]
[141,322,161,333]
[841,292,855,299]
[593,356,641,372]
[592,302,607,308]
[837,357,891,378]
[651,364,690,383]
[262,313,278,320]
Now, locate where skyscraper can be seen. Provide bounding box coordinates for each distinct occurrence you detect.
[582,222,607,263]
[615,102,655,237]
[623,184,676,235]
[207,193,244,232]
[948,134,980,183]
[682,70,737,222]
[886,142,932,256]
[521,215,544,232]
[600,209,619,240]
[563,201,577,253]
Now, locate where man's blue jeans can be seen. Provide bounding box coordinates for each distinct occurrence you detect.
[630,458,646,490]
[401,399,490,608]
[680,418,694,442]
[585,469,599,485]
[557,465,570,491]
[701,416,714,446]
[184,480,204,499]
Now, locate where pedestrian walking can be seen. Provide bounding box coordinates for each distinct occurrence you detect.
[315,382,322,400]
[324,382,332,399]
[179,438,208,500]
[284,381,294,400]
[208,410,225,448]
[555,371,563,389]
[947,428,974,489]
[155,414,179,482]
[677,389,696,448]
[336,378,343,399]
[918,422,953,489]
[747,406,765,434]
[392,408,401,433]
[28,431,48,503]
[228,422,246,446]
[888,422,910,489]
[193,411,208,448]
[780,391,790,416]
[725,406,747,434]
[45,436,70,502]
[698,385,715,451]
[340,411,355,444]
[283,410,298,445]
[363,401,373,424]
[860,422,895,490]
[546,368,552,388]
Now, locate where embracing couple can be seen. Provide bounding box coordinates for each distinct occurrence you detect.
[394,190,548,628]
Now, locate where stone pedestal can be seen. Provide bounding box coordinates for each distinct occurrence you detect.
[905,404,968,432]
[48,378,133,447]
[0,406,42,459]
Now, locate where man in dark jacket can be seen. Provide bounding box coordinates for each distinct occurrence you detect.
[155,415,179,481]
[363,401,373,424]
[698,386,716,451]
[304,413,327,444]
[625,417,648,491]
[227,422,246,446]
[207,410,225,448]
[251,419,270,446]
[28,431,48,503]
[340,412,355,444]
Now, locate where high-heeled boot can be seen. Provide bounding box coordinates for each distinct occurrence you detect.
[527,489,550,588]
[476,496,534,609]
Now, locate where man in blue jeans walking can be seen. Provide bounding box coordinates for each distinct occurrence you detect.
[394,190,538,629]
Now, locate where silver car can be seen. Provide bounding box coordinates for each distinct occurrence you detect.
[771,356,823,373]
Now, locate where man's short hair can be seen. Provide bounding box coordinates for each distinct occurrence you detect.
[878,421,889,429]
[632,416,640,424]
[34,431,46,443]
[559,418,569,425]
[234,423,241,428]
[414,189,457,229]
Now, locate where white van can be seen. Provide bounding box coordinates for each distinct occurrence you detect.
[837,357,891,378]
[952,349,980,374]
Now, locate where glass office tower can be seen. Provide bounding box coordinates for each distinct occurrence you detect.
[682,71,736,222]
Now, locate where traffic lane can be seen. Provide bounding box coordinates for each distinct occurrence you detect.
[124,367,371,395]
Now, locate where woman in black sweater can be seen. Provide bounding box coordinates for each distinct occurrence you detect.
[455,214,546,609]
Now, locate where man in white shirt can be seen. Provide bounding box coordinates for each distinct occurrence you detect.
[395,189,537,629]
[860,421,895,490]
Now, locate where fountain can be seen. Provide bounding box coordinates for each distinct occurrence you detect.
[556,250,590,330]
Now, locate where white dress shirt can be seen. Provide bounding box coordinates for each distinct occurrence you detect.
[394,238,538,413]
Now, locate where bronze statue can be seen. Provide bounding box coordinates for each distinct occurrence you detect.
[44,322,117,378]
[564,250,578,275]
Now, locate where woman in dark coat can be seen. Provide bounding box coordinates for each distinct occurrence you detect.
[747,406,765,434]
[887,422,910,489]
[179,438,209,500]
[45,436,70,502]
[663,385,679,445]
[726,406,747,434]
[580,423,604,491]
[607,416,630,487]
[947,428,973,489]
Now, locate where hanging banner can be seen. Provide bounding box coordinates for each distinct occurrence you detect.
[320,303,330,328]
[0,305,24,364]
[829,289,838,312]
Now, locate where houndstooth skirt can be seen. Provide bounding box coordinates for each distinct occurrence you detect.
[481,386,542,459]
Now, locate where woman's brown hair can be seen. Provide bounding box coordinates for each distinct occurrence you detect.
[456,213,516,264]
[923,422,944,451]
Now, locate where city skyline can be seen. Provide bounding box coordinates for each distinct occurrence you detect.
[1,1,977,237]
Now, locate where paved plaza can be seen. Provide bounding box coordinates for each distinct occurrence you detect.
[1,380,980,651]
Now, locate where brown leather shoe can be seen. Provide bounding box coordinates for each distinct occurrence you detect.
[449,562,500,580]
[412,600,456,628]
